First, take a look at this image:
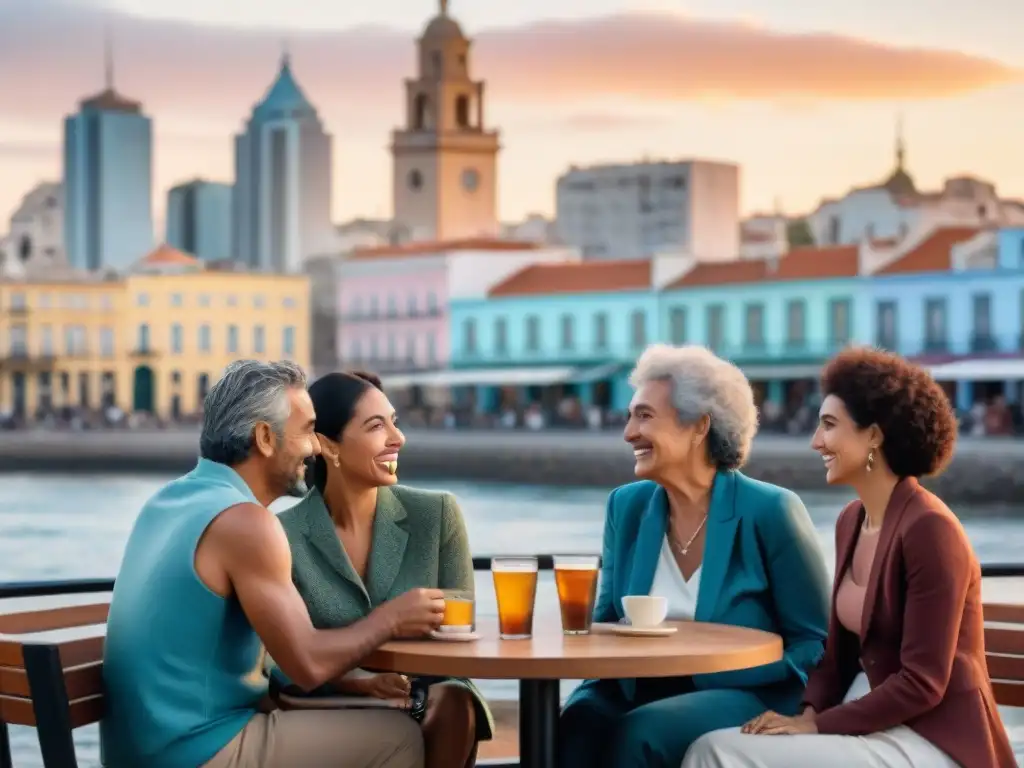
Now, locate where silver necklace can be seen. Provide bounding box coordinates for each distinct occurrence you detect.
[670,514,709,556]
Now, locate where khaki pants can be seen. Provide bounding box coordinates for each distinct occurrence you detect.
[203,709,424,768]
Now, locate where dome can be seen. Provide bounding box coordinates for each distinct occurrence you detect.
[882,168,917,198]
[422,13,465,41]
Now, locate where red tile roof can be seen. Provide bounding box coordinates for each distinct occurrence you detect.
[138,244,199,267]
[350,238,540,260]
[666,245,859,289]
[489,260,651,297]
[874,227,979,274]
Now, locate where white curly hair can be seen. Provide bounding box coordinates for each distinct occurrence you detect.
[629,343,759,469]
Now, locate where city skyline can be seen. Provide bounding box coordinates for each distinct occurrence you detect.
[0,0,1021,230]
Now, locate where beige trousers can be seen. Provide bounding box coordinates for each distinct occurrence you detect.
[202,709,424,768]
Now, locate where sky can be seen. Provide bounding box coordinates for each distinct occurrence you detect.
[0,0,1022,232]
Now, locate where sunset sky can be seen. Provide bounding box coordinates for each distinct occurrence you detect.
[0,0,1022,230]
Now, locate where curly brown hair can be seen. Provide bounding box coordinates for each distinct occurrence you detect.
[819,347,958,478]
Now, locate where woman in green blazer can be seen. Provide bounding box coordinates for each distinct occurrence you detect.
[275,370,492,768]
[558,344,832,768]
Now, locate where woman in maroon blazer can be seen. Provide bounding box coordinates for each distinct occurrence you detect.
[684,347,1015,768]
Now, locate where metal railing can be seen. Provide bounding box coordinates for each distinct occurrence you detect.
[0,558,1021,768]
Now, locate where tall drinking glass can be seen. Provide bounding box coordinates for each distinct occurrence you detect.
[554,555,600,634]
[491,557,539,640]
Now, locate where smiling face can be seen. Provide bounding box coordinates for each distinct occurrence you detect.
[254,386,319,498]
[811,394,880,485]
[624,378,708,482]
[318,385,405,489]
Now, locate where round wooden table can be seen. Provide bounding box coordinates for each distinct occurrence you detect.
[363,619,782,768]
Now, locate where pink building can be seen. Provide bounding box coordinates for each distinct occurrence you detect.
[337,238,577,376]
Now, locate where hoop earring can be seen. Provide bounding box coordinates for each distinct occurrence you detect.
[866,449,875,473]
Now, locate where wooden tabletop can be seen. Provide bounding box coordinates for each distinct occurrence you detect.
[362,619,783,680]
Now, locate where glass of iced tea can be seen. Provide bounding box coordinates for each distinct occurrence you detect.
[491,557,539,639]
[440,590,475,633]
[554,555,600,634]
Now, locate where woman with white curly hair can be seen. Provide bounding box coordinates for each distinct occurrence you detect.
[557,344,832,768]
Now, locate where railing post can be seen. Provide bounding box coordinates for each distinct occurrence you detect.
[23,644,78,768]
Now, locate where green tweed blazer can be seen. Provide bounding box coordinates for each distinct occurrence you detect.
[276,484,494,740]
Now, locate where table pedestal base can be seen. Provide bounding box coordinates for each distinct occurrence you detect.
[518,679,560,768]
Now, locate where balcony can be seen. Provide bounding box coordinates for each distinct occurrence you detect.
[0,351,56,369]
[128,347,159,358]
[342,307,444,323]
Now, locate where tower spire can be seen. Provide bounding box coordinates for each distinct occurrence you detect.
[895,113,905,171]
[439,0,448,15]
[104,28,114,91]
[281,38,290,66]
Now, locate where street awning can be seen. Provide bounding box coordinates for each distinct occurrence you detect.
[928,358,1024,381]
[570,362,625,383]
[741,363,823,380]
[382,366,577,389]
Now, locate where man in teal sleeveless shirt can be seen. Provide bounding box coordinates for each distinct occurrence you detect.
[101,360,445,767]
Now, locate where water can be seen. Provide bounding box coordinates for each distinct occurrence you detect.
[0,473,1021,766]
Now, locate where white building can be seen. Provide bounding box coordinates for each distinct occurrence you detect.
[232,52,333,272]
[808,133,1024,247]
[390,1,501,243]
[0,182,67,277]
[555,159,740,261]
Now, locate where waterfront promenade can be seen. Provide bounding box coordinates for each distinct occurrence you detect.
[0,427,1021,503]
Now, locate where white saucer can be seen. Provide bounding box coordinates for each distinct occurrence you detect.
[429,630,481,642]
[594,622,677,637]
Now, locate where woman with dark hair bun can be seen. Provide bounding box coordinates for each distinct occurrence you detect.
[276,370,492,768]
[684,347,1015,768]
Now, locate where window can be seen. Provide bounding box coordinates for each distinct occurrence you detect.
[407,294,418,315]
[198,324,211,353]
[593,313,608,351]
[744,304,764,349]
[9,325,27,356]
[630,310,646,349]
[227,325,239,354]
[829,298,851,348]
[369,296,379,317]
[136,293,149,307]
[462,319,477,355]
[494,318,508,355]
[252,295,265,309]
[405,334,416,361]
[706,305,725,352]
[387,295,397,317]
[786,300,806,348]
[282,325,294,360]
[426,292,438,314]
[387,334,396,360]
[137,324,150,353]
[171,324,183,354]
[923,298,947,351]
[282,297,297,309]
[10,293,26,310]
[253,325,265,355]
[560,314,574,350]
[426,333,436,363]
[971,293,993,351]
[669,307,687,344]
[41,326,54,356]
[100,327,114,357]
[525,316,541,352]
[875,300,897,350]
[170,293,183,307]
[199,294,211,308]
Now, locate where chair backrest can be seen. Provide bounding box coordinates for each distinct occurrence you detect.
[983,602,1024,707]
[0,602,108,729]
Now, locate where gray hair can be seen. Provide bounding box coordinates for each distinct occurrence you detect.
[200,360,308,466]
[629,344,758,469]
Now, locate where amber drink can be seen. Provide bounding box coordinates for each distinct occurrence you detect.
[492,557,539,639]
[554,555,600,634]
[440,590,475,633]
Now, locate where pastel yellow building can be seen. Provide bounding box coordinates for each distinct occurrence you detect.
[0,245,310,422]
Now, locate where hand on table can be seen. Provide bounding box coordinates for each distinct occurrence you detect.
[741,709,818,735]
[374,588,446,638]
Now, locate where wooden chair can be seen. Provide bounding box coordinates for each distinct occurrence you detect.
[0,602,108,767]
[985,602,1024,708]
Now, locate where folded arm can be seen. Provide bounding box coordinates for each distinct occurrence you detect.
[814,513,972,735]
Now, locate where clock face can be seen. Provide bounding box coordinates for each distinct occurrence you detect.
[462,168,479,192]
[408,170,423,190]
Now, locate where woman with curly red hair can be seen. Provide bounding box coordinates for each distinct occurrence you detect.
[684,346,1015,768]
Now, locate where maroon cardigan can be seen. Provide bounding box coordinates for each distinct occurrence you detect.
[802,478,1015,768]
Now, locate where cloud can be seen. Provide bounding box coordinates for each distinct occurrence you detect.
[0,0,1016,137]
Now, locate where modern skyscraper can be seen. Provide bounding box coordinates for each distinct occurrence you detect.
[63,41,153,272]
[166,179,233,261]
[391,0,500,242]
[232,52,333,273]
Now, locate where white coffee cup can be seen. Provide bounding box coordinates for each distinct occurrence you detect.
[621,595,668,628]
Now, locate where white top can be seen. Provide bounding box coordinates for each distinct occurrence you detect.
[649,536,701,620]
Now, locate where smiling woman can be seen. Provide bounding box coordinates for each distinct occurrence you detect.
[270,370,494,768]
[557,344,832,768]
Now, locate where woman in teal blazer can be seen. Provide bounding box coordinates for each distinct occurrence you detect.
[558,344,831,768]
[274,371,492,768]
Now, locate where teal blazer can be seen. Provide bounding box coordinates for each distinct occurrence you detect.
[585,470,830,713]
[273,485,494,740]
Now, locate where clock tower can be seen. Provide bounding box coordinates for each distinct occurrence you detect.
[390,1,500,242]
